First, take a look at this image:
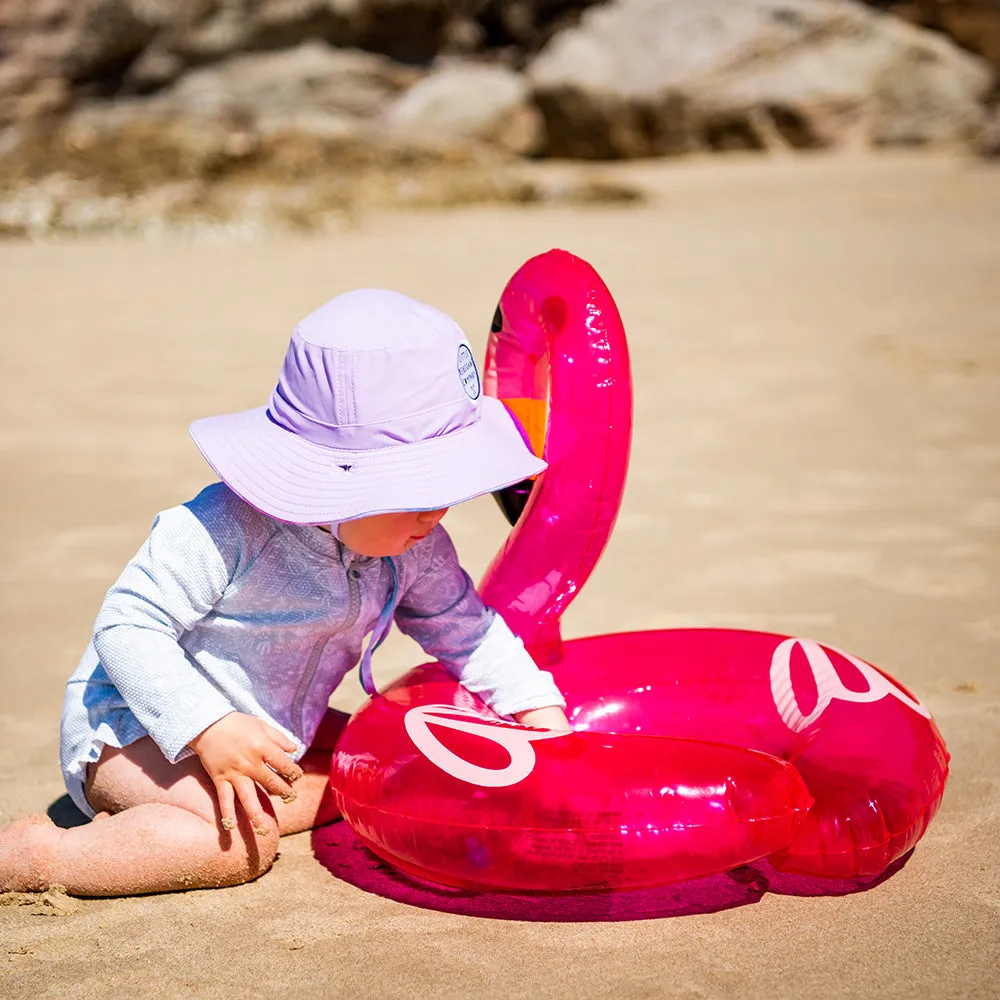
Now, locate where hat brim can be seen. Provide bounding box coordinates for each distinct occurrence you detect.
[189,396,547,524]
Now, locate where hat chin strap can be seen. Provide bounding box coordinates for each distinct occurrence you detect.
[358,557,400,697]
[330,520,399,697]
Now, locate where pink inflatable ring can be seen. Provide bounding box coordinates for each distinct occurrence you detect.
[330,250,949,892]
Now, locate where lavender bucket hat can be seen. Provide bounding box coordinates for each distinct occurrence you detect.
[189,289,546,524]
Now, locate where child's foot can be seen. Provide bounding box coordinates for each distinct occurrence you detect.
[0,814,63,892]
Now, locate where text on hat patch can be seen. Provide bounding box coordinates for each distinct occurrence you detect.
[457,344,481,401]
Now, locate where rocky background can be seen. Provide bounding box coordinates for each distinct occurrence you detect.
[0,0,997,236]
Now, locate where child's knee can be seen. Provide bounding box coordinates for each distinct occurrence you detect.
[249,815,280,873]
[217,814,280,885]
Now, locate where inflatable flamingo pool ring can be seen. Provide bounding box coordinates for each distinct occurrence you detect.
[331,250,949,892]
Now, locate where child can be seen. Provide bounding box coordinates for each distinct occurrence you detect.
[0,289,570,897]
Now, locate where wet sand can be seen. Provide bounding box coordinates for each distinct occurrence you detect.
[1,152,998,999]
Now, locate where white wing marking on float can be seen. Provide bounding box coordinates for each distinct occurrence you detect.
[770,637,931,733]
[404,704,569,788]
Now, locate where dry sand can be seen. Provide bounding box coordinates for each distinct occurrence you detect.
[1,153,998,1000]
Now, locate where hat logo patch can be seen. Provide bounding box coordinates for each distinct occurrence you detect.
[457,344,481,401]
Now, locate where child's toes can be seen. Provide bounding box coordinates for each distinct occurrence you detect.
[0,814,62,892]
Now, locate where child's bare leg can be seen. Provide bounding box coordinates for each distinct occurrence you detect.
[0,722,342,896]
[272,748,340,834]
[276,707,347,835]
[0,738,278,896]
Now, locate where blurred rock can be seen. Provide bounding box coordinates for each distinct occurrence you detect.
[871,1,1000,69]
[383,61,543,153]
[529,0,994,157]
[476,0,607,57]
[0,0,158,123]
[705,8,993,149]
[148,41,418,122]
[0,0,473,127]
[139,0,455,67]
[4,0,990,161]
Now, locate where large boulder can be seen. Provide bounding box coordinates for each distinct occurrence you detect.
[871,1,1000,70]
[0,0,469,127]
[382,61,543,153]
[0,0,163,123]
[528,0,994,157]
[145,41,418,126]
[133,0,459,69]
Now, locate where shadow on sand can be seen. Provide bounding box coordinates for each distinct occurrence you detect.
[47,795,91,829]
[311,821,912,922]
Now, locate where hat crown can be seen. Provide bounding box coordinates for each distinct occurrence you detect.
[267,289,481,451]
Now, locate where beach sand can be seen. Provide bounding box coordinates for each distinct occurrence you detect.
[1,153,998,999]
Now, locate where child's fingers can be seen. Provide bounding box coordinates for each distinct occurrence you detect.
[257,757,298,803]
[266,725,298,755]
[263,747,303,785]
[214,779,237,832]
[233,776,272,837]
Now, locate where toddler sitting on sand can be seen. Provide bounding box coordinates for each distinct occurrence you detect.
[0,288,569,897]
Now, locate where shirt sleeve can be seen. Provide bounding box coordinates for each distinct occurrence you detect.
[91,494,248,763]
[393,526,566,718]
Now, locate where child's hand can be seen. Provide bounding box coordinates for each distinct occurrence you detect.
[188,712,304,834]
[512,706,573,731]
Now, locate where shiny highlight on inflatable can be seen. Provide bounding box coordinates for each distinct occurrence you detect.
[331,249,949,893]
